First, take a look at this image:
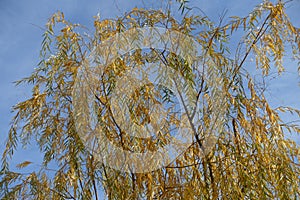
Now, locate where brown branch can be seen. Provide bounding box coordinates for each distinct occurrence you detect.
[153,49,206,150]
[228,13,271,90]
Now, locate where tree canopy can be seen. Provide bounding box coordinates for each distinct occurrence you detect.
[1,0,300,199]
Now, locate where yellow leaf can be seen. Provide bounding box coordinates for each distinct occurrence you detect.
[16,161,33,169]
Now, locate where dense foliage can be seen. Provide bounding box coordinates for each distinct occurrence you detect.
[1,0,300,199]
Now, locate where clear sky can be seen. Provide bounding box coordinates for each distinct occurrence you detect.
[0,0,299,197]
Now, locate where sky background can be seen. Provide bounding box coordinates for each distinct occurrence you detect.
[0,0,299,198]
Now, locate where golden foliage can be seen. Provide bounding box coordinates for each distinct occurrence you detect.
[1,1,300,199]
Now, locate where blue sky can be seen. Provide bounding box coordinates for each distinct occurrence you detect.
[0,0,299,197]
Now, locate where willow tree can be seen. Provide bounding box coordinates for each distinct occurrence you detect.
[1,0,300,199]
